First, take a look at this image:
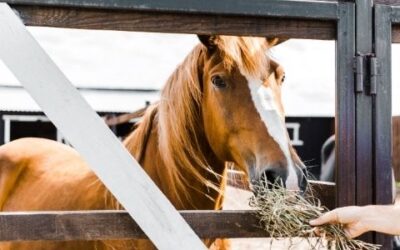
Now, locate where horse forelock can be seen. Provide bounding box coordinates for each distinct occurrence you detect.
[214,36,269,79]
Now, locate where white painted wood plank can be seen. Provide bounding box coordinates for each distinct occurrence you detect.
[0,4,205,249]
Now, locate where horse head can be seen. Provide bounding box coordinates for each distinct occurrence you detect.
[196,35,305,191]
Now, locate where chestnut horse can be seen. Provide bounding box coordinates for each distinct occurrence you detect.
[0,35,305,250]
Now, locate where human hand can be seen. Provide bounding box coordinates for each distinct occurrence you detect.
[309,206,371,238]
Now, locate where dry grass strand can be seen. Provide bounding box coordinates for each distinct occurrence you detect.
[249,182,381,250]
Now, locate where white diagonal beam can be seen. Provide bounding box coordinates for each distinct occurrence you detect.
[0,3,205,250]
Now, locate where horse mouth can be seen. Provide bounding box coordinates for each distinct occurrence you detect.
[247,165,307,194]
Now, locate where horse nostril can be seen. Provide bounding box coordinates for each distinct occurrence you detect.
[260,168,287,188]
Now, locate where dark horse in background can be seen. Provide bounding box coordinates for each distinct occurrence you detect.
[0,35,305,249]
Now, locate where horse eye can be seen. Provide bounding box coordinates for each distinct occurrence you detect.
[211,76,227,88]
[280,74,286,84]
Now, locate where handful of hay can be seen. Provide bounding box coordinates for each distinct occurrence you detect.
[249,182,381,250]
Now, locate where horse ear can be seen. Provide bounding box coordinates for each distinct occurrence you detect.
[198,35,217,51]
[266,37,288,48]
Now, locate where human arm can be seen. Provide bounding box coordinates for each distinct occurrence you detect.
[309,205,400,238]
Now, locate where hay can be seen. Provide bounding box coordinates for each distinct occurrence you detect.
[249,182,381,250]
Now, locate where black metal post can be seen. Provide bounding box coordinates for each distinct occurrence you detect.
[355,0,374,210]
[374,4,394,249]
[336,2,357,208]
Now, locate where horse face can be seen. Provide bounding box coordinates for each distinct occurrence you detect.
[199,36,305,190]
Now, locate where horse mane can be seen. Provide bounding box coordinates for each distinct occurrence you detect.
[125,36,270,205]
[123,104,158,163]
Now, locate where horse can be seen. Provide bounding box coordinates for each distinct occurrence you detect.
[0,35,305,250]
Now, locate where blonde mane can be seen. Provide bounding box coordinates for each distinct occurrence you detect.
[125,36,270,205]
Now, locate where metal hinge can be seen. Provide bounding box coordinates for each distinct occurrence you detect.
[353,54,378,95]
[354,55,364,93]
[369,56,378,95]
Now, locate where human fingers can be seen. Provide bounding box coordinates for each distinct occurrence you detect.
[309,210,339,226]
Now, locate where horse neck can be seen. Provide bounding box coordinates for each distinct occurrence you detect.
[124,108,226,210]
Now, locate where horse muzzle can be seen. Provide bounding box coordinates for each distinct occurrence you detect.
[249,164,307,192]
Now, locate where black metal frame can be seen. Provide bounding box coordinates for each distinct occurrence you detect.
[336,2,357,210]
[0,0,396,248]
[374,4,396,248]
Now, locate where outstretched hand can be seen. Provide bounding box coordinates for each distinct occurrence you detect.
[309,206,370,238]
[310,205,400,238]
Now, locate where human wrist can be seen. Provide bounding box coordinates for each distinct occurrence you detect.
[363,205,399,235]
[359,205,379,232]
[389,205,400,234]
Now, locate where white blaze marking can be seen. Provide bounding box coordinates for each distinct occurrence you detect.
[246,76,299,190]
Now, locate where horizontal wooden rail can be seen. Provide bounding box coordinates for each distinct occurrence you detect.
[4,0,339,19]
[0,179,335,241]
[393,25,400,42]
[0,174,335,242]
[7,3,400,42]
[306,180,336,210]
[9,5,336,40]
[376,0,400,5]
[0,180,335,242]
[3,0,340,40]
[0,210,267,241]
[0,178,336,242]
